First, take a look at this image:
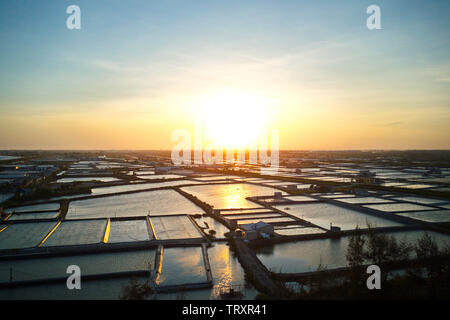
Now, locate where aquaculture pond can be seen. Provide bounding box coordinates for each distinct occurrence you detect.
[151,215,202,240]
[254,230,450,274]
[274,226,326,236]
[235,216,296,225]
[0,193,14,204]
[225,213,284,220]
[318,194,356,199]
[181,183,285,209]
[5,203,60,213]
[275,203,404,230]
[395,210,450,223]
[0,222,56,250]
[283,195,318,202]
[391,196,447,205]
[136,174,185,180]
[55,177,121,183]
[156,243,258,300]
[90,180,201,196]
[363,203,435,212]
[336,197,394,204]
[156,247,206,287]
[193,215,230,239]
[7,211,59,221]
[0,250,155,282]
[67,190,204,219]
[42,220,107,247]
[108,219,152,243]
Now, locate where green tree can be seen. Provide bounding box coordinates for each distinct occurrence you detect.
[363,225,411,266]
[415,232,441,298]
[346,226,365,268]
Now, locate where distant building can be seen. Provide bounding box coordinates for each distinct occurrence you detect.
[330,224,341,233]
[239,221,275,241]
[36,165,56,173]
[352,169,377,184]
[241,226,258,241]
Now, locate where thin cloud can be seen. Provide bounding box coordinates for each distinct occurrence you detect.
[376,121,403,127]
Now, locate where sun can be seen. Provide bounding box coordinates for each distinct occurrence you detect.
[196,89,270,150]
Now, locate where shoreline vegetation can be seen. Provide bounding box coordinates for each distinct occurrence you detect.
[257,225,450,300]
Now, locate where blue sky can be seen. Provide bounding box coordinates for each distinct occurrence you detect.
[0,0,449,149]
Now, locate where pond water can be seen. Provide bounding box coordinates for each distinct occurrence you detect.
[391,196,447,205]
[206,243,257,300]
[226,213,284,220]
[150,215,202,240]
[220,208,268,215]
[294,184,313,190]
[274,227,325,236]
[181,183,285,209]
[0,222,56,250]
[193,216,230,239]
[67,190,204,219]
[8,211,59,221]
[43,220,107,247]
[381,182,409,187]
[264,181,299,186]
[0,156,20,161]
[136,174,184,180]
[257,180,283,184]
[90,181,201,196]
[233,177,266,182]
[55,177,121,183]
[274,203,404,230]
[254,230,450,274]
[337,197,394,204]
[0,250,154,282]
[5,203,60,213]
[395,210,450,223]
[236,217,296,225]
[193,175,240,182]
[401,184,436,189]
[156,243,258,300]
[96,164,124,170]
[319,194,355,199]
[0,242,258,300]
[135,170,155,175]
[157,247,206,286]
[284,195,318,202]
[363,203,435,212]
[0,193,14,204]
[108,220,151,243]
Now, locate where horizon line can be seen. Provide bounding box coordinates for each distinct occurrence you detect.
[1,149,450,152]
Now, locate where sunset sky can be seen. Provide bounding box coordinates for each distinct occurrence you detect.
[0,0,449,150]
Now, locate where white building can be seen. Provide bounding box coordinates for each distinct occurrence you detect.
[240,221,275,240]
